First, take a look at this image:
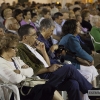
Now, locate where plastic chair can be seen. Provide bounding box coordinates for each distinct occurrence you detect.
[0,82,20,100]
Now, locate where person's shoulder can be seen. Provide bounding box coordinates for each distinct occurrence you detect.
[17,43,26,48]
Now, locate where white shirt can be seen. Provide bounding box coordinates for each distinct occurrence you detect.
[52,21,62,44]
[24,43,49,68]
[0,57,33,84]
[38,17,45,25]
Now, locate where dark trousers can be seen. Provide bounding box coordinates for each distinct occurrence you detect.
[19,84,55,100]
[39,64,93,100]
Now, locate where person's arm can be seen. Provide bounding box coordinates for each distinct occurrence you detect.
[14,57,34,77]
[0,64,26,84]
[52,34,61,41]
[68,36,93,62]
[36,41,50,66]
[36,64,62,75]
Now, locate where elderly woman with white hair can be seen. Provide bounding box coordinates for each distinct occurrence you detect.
[90,17,100,53]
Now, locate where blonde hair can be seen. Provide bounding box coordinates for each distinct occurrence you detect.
[3,8,12,18]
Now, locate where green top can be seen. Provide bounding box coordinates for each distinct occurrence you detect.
[90,26,100,51]
[17,43,45,74]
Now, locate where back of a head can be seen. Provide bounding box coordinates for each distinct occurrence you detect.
[74,1,80,5]
[62,19,77,35]
[18,24,34,40]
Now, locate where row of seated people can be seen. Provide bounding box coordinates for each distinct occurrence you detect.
[0,2,100,100]
[0,18,100,100]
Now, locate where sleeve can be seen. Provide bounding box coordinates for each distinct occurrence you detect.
[0,64,26,84]
[20,68,33,77]
[17,46,44,74]
[17,57,34,77]
[68,37,93,62]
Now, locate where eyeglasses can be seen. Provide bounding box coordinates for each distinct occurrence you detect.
[28,33,37,37]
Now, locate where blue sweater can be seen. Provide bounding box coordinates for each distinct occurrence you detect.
[59,34,93,69]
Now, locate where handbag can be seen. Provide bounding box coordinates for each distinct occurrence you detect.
[20,76,48,96]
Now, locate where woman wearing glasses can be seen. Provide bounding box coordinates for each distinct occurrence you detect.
[0,33,55,100]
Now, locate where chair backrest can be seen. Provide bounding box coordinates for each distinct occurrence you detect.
[89,32,100,51]
[89,33,100,44]
[0,83,20,100]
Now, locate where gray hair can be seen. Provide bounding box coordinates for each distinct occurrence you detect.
[40,18,54,31]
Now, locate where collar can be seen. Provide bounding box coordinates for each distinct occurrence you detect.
[24,43,36,51]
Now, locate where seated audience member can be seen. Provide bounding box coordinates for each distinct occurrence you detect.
[73,7,81,16]
[20,9,37,31]
[5,17,20,34]
[38,8,51,25]
[78,10,94,51]
[61,11,69,26]
[69,11,76,19]
[31,13,40,30]
[39,19,97,100]
[0,33,55,100]
[2,8,12,24]
[90,17,100,53]
[50,3,59,16]
[52,12,63,44]
[17,24,100,100]
[69,1,81,10]
[59,19,98,82]
[13,9,23,24]
[81,9,92,32]
[76,15,94,54]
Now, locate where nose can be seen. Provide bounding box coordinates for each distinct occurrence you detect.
[15,48,18,52]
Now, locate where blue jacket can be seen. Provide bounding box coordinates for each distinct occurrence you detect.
[59,34,93,69]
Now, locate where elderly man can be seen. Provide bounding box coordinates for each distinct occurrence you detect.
[17,24,100,100]
[5,17,20,34]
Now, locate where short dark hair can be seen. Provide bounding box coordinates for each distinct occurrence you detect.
[22,9,31,18]
[73,7,80,13]
[41,8,50,17]
[62,19,77,36]
[53,12,63,20]
[31,13,37,18]
[18,24,34,40]
[13,9,23,18]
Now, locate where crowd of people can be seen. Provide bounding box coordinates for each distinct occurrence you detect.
[0,0,100,100]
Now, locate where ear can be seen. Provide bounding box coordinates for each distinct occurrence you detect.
[9,24,13,30]
[23,35,27,40]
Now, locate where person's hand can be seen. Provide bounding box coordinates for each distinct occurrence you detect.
[76,57,91,66]
[50,45,58,52]
[47,64,62,72]
[35,40,46,51]
[14,69,20,74]
[92,51,96,56]
[21,65,29,69]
